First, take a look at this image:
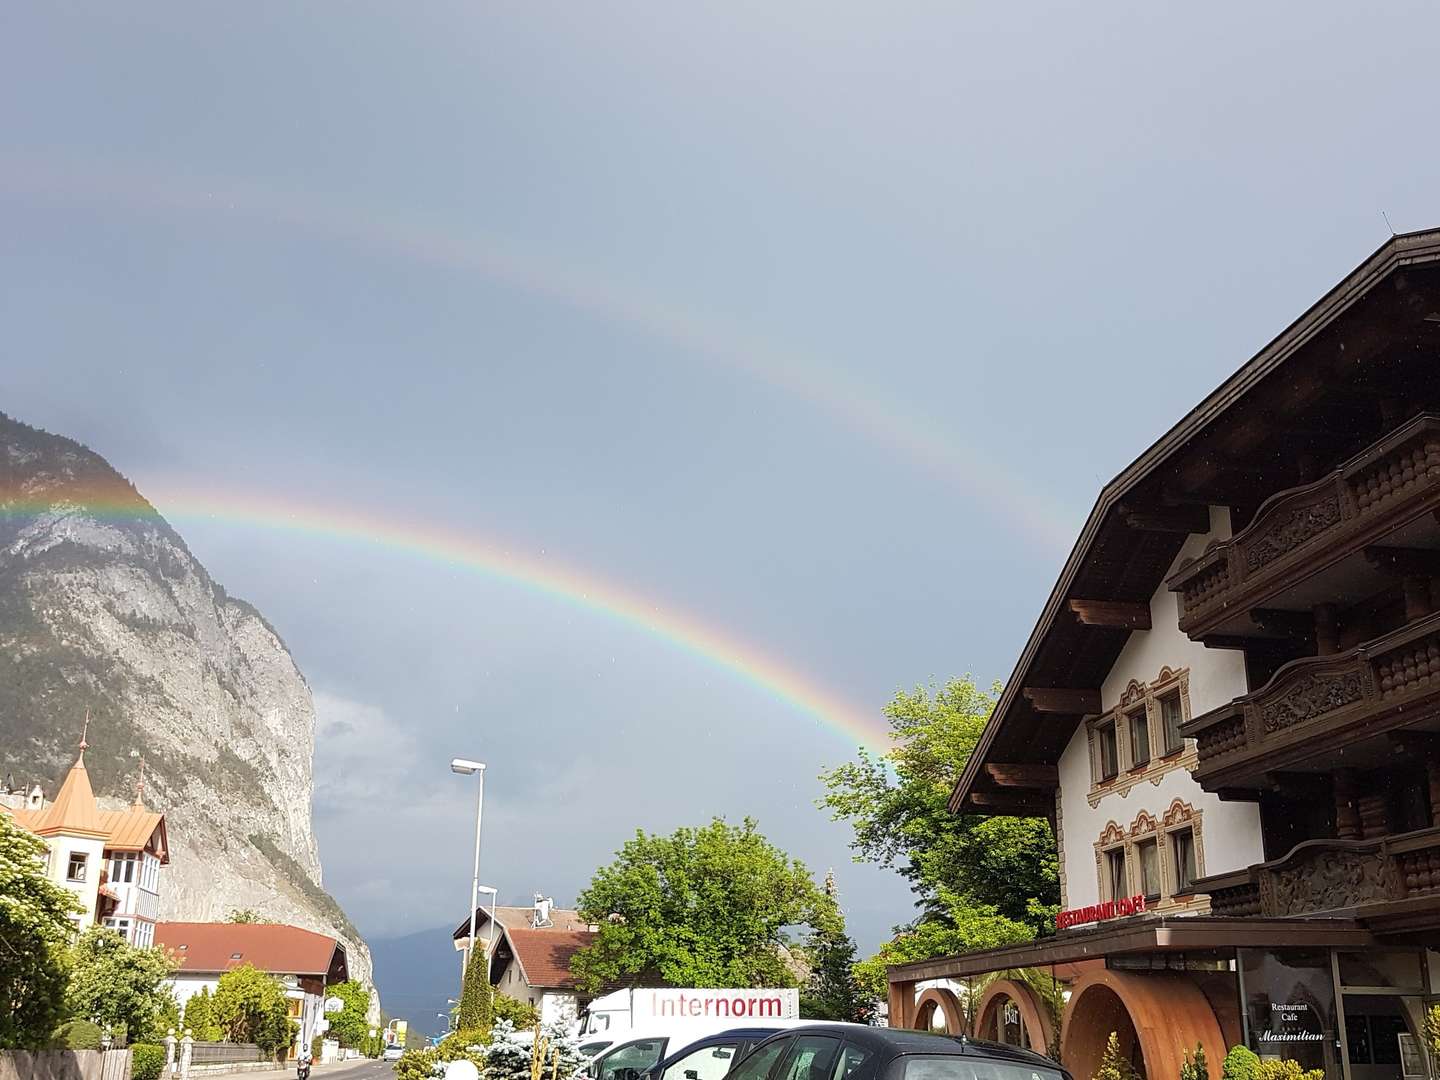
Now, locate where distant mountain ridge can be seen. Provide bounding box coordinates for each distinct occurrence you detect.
[0,411,373,993]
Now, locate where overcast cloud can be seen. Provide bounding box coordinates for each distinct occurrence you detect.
[5,1,1440,956]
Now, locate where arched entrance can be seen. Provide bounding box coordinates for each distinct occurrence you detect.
[913,987,965,1034]
[1061,970,1225,1080]
[974,979,1056,1053]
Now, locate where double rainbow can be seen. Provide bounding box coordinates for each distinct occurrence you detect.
[5,481,893,752]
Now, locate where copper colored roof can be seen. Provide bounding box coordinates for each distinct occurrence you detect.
[453,905,587,941]
[156,922,345,977]
[35,758,107,838]
[96,808,168,861]
[503,927,596,989]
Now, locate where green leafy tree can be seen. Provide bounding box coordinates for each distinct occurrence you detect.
[225,909,264,924]
[850,910,1033,998]
[324,980,371,1048]
[571,817,833,993]
[67,926,178,1043]
[490,991,537,1029]
[182,988,222,1041]
[819,678,1059,975]
[0,813,81,1048]
[798,875,874,1022]
[456,953,493,1032]
[212,965,293,1058]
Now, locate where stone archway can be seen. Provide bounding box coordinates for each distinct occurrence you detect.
[913,987,965,1034]
[1061,970,1226,1080]
[974,979,1056,1053]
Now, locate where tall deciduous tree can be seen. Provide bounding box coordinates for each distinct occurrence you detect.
[571,818,833,993]
[0,813,81,1048]
[324,980,371,1048]
[212,965,293,1057]
[66,926,177,1042]
[819,678,1059,971]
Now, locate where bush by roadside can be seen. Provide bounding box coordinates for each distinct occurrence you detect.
[130,1044,166,1080]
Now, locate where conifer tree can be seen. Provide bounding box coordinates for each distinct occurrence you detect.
[1095,1033,1137,1080]
[799,872,876,1023]
[456,953,493,1032]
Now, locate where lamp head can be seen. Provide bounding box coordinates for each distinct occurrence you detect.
[450,758,485,775]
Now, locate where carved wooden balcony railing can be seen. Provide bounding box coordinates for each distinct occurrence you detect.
[1182,610,1440,789]
[1167,414,1440,637]
[1191,827,1440,920]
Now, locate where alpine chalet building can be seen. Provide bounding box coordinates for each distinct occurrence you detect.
[886,231,1440,1080]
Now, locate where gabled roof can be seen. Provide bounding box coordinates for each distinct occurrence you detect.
[97,808,168,862]
[452,905,587,941]
[950,227,1440,813]
[498,927,596,990]
[156,922,347,979]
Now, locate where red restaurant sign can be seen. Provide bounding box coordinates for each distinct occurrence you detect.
[1056,894,1146,930]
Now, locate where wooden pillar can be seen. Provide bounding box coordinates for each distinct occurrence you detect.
[1429,759,1440,829]
[1357,787,1390,839]
[1403,575,1433,623]
[888,979,915,1029]
[1335,769,1362,840]
[1314,604,1340,656]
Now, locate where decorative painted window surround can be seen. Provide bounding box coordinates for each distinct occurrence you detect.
[1090,798,1208,916]
[1085,666,1196,808]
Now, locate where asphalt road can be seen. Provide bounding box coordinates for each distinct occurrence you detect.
[319,1061,397,1080]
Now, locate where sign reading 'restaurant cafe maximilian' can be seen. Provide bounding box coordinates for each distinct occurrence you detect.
[1055,894,1145,930]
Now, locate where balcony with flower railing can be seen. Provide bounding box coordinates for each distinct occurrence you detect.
[1167,414,1440,639]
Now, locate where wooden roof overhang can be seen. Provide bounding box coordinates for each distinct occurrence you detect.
[951,228,1440,816]
[884,916,1373,983]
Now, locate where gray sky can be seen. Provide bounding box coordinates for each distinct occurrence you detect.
[5,1,1440,956]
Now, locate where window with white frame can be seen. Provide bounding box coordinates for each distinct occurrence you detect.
[103,916,133,940]
[66,851,88,882]
[1136,838,1161,900]
[110,852,137,884]
[1102,845,1128,901]
[1094,719,1119,781]
[1172,827,1198,892]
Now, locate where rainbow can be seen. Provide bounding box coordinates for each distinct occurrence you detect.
[0,152,1074,550]
[4,481,893,753]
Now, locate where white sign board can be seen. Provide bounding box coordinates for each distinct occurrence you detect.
[324,997,345,1015]
[632,989,800,1022]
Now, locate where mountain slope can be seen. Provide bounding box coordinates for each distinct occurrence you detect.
[0,411,373,993]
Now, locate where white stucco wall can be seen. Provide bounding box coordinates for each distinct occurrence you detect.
[1058,506,1264,912]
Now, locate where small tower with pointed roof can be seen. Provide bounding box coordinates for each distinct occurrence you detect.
[0,718,168,945]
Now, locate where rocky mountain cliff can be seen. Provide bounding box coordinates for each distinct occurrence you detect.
[0,412,373,993]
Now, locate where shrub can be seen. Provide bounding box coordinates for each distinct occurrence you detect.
[1094,1033,1136,1080]
[394,1046,440,1080]
[55,1020,103,1050]
[131,1044,167,1080]
[1253,1060,1322,1080]
[1180,1044,1208,1080]
[491,992,538,1029]
[1222,1047,1260,1080]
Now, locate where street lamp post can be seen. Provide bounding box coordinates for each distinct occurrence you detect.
[450,758,486,1003]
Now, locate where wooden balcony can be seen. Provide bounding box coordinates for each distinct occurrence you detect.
[1192,826,1440,922]
[1167,414,1440,638]
[1183,610,1440,789]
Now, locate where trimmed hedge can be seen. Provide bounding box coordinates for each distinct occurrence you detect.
[130,1043,167,1080]
[54,1020,103,1050]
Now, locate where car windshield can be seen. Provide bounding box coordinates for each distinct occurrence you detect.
[902,1056,1065,1080]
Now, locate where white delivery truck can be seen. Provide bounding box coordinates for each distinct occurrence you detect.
[578,988,801,1039]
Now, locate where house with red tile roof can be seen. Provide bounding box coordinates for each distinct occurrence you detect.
[1,738,169,947]
[156,921,349,1058]
[450,896,598,1026]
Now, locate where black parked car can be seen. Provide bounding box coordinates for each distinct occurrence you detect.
[636,1028,811,1080]
[721,1025,1070,1080]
